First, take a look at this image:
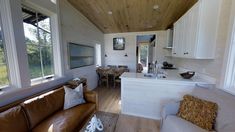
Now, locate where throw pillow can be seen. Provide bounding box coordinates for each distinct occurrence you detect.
[177,95,218,131]
[63,84,86,110]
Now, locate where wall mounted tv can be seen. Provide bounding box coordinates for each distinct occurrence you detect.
[68,42,94,69]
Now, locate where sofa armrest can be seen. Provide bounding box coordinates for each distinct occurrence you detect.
[84,91,98,110]
[161,101,180,120]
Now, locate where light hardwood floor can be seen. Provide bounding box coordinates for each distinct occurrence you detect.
[94,86,160,132]
[94,86,121,114]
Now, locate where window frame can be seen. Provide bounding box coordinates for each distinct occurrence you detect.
[22,5,55,82]
[0,0,26,89]
[21,2,64,86]
[220,0,235,95]
[0,0,64,90]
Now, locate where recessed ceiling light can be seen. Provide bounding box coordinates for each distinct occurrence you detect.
[153,5,159,10]
[108,11,113,15]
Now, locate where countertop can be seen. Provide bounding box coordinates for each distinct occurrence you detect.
[120,70,215,84]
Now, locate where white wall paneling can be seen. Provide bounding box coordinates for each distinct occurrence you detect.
[104,31,169,72]
[59,0,104,90]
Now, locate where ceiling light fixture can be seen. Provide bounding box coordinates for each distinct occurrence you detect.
[108,11,113,15]
[153,5,159,10]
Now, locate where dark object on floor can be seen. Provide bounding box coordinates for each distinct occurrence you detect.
[180,71,195,79]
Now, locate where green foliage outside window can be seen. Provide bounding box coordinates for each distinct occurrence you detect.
[0,30,9,87]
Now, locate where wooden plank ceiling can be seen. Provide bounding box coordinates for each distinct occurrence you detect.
[68,0,198,33]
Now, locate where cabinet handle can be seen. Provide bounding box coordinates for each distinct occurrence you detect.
[184,52,189,55]
[173,53,176,54]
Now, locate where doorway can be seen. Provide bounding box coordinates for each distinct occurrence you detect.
[136,35,156,73]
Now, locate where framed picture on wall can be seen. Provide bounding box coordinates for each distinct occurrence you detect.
[113,37,125,50]
[68,42,94,69]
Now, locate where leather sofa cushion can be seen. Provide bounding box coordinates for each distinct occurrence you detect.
[32,103,96,132]
[0,106,29,132]
[22,88,65,129]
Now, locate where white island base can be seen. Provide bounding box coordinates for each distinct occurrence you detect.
[120,72,214,120]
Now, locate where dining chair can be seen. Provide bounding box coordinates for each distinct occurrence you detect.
[96,68,109,88]
[113,69,125,88]
[118,65,128,69]
[107,65,117,69]
[118,65,129,72]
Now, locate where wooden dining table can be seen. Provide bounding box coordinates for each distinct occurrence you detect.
[96,67,129,87]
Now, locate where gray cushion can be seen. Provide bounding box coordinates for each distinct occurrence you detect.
[63,84,85,110]
[161,115,208,132]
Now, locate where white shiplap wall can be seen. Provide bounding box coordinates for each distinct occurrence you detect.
[104,31,169,72]
[60,0,104,90]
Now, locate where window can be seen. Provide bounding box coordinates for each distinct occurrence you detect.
[95,44,101,67]
[224,24,235,92]
[0,15,9,87]
[22,6,54,81]
[222,2,235,94]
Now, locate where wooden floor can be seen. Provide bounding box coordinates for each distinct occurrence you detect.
[94,86,160,132]
[94,86,121,113]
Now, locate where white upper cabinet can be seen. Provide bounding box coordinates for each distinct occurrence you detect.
[172,0,221,59]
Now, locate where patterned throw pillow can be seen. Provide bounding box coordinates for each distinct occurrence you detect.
[177,95,218,131]
[63,84,86,110]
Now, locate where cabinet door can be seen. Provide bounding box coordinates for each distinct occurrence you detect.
[178,17,185,57]
[173,2,200,58]
[182,12,190,57]
[187,2,200,58]
[172,22,180,57]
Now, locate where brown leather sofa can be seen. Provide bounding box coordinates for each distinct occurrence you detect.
[0,87,98,132]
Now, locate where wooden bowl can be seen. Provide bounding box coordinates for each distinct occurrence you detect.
[180,71,195,79]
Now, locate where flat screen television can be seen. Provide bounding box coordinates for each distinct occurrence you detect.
[68,42,94,69]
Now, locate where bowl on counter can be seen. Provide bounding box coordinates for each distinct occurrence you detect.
[180,71,195,79]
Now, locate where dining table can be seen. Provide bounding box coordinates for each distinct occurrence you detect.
[96,67,129,87]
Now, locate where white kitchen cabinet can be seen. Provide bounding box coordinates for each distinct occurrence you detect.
[172,19,181,57]
[172,0,221,59]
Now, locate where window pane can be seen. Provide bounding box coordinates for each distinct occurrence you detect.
[38,17,51,32]
[41,46,54,76]
[27,44,42,79]
[23,23,38,45]
[0,23,9,86]
[39,28,52,46]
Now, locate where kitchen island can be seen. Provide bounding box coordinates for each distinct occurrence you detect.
[120,71,215,120]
